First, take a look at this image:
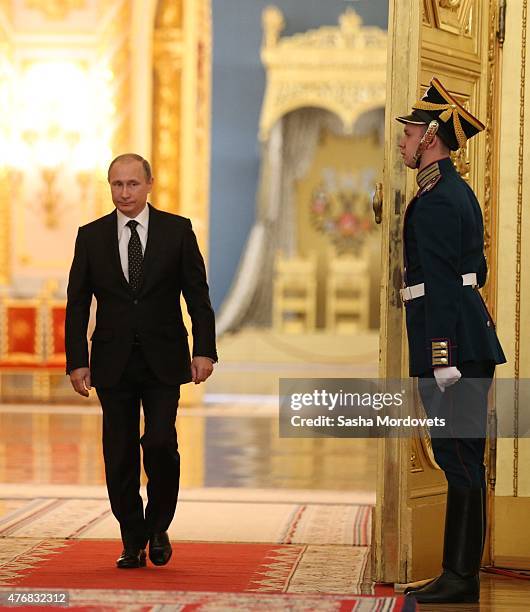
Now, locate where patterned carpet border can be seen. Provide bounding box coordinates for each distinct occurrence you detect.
[0,587,417,611]
[0,539,69,586]
[282,504,372,546]
[0,499,372,546]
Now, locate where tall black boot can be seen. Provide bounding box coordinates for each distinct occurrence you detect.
[407,486,483,604]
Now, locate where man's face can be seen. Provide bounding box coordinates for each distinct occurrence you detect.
[108,160,153,218]
[399,123,426,169]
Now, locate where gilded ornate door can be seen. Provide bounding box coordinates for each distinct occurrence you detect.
[374,0,501,583]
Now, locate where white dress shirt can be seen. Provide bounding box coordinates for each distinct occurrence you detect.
[117,205,149,282]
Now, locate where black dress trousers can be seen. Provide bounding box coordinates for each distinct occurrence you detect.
[96,344,181,548]
[418,360,495,490]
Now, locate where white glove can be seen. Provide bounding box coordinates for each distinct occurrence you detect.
[434,366,461,393]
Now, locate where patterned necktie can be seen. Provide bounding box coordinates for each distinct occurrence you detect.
[126,220,143,293]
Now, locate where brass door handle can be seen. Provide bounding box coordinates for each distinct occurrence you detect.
[373,182,383,224]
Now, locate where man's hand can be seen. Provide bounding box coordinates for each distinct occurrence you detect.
[434,366,461,393]
[69,367,92,397]
[191,356,214,384]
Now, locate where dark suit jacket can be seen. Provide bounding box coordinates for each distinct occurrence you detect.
[403,157,505,376]
[65,204,217,388]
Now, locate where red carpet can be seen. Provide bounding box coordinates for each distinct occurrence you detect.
[0,540,417,610]
[6,540,304,593]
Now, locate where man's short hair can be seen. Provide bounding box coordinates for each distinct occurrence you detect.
[108,154,152,181]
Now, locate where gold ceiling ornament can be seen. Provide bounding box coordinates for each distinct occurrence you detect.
[25,0,85,20]
[259,6,387,141]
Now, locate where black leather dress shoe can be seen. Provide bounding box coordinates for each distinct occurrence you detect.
[116,547,147,569]
[149,532,172,566]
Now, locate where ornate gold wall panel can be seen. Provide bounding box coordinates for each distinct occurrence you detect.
[0,0,132,284]
[494,0,530,570]
[259,7,387,141]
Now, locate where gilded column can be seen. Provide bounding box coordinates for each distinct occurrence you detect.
[0,10,12,286]
[152,0,212,252]
[189,0,212,255]
[152,1,183,213]
[0,168,10,286]
[98,0,132,160]
[152,0,212,407]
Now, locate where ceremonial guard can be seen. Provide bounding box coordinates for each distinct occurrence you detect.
[396,78,506,604]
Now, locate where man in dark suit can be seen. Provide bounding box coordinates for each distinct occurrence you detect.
[395,79,505,604]
[65,153,217,569]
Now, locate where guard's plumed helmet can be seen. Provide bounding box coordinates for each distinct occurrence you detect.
[396,77,485,150]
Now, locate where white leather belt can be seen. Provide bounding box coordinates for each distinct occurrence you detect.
[400,273,477,303]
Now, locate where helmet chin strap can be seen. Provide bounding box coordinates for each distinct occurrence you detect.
[412,120,439,168]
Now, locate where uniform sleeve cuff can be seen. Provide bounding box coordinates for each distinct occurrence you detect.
[431,339,455,367]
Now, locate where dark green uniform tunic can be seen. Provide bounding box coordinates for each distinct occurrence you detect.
[403,157,506,377]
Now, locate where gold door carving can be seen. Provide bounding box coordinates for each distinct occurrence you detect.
[375,0,500,584]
